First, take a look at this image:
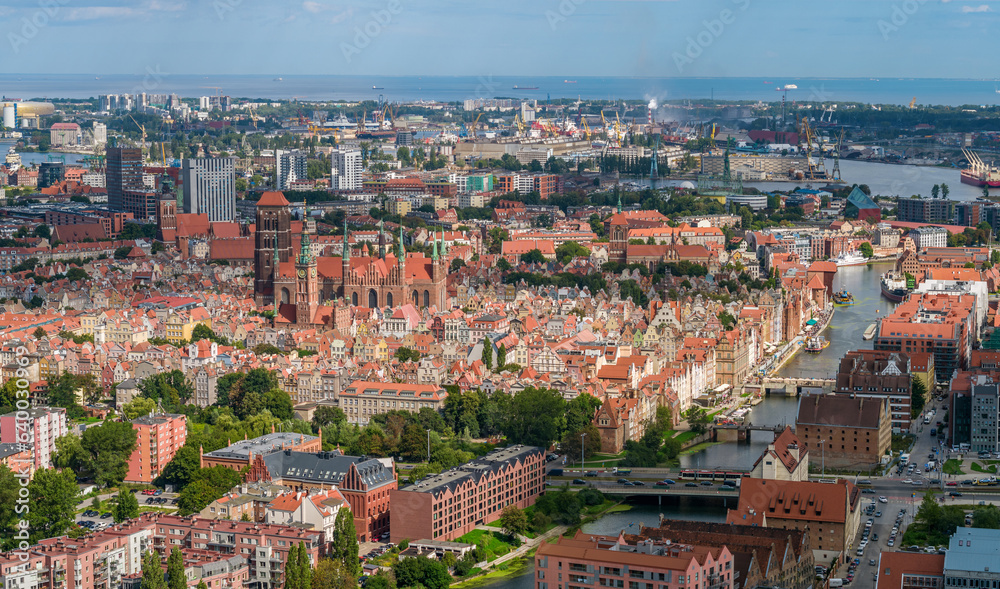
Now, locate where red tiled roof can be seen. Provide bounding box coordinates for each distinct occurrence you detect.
[257,191,291,207]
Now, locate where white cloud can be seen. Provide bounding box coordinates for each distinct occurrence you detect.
[303,1,324,13]
[962,4,991,11]
[329,8,353,24]
[62,6,137,21]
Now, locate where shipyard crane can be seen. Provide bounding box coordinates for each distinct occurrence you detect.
[468,113,483,138]
[127,114,147,162]
[357,110,367,134]
[832,127,845,182]
[580,118,591,140]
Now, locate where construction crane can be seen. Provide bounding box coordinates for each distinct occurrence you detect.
[357,110,366,134]
[580,118,591,140]
[909,97,917,109]
[468,113,483,139]
[247,105,260,130]
[127,114,147,162]
[200,86,222,96]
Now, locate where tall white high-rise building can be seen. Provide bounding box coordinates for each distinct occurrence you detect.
[92,122,107,145]
[331,148,362,191]
[275,150,308,190]
[181,157,237,221]
[199,96,211,110]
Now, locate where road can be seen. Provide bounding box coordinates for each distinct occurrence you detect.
[76,490,179,529]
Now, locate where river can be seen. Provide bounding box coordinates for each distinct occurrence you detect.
[648,158,986,201]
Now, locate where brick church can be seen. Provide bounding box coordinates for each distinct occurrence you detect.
[253,191,448,325]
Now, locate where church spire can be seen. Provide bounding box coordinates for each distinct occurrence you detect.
[431,229,438,261]
[398,225,406,274]
[378,218,386,259]
[342,218,350,260]
[616,186,623,214]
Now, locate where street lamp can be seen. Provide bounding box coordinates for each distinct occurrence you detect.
[581,433,588,470]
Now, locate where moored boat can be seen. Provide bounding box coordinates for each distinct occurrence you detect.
[805,336,830,352]
[832,290,855,305]
[880,271,910,302]
[830,251,868,267]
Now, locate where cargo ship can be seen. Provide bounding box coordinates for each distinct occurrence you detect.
[879,271,911,303]
[512,85,539,90]
[960,148,1000,187]
[805,336,830,353]
[832,290,855,305]
[830,251,868,267]
[4,146,20,173]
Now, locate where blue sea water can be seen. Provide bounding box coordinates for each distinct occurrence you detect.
[3,74,1000,106]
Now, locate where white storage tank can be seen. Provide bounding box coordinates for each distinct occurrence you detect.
[2,105,14,129]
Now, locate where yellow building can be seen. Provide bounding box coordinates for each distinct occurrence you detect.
[387,199,412,216]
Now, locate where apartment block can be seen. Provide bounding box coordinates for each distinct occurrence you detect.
[897,198,955,225]
[534,530,734,589]
[909,226,949,249]
[795,394,891,469]
[0,406,68,470]
[874,293,976,384]
[338,380,447,425]
[125,413,187,484]
[390,445,545,543]
[181,157,237,222]
[833,350,919,432]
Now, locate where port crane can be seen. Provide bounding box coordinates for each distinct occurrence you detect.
[127,114,148,162]
[468,113,483,139]
[832,127,845,182]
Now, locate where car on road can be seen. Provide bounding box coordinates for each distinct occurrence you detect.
[633,480,645,486]
[624,482,636,486]
[655,481,671,487]
[585,471,598,477]
[700,481,713,486]
[617,478,630,484]
[873,533,879,541]
[663,479,676,485]
[879,496,888,503]
[903,478,913,484]
[962,480,975,485]
[869,559,877,566]
[950,492,963,497]
[720,485,736,491]
[947,482,958,486]
[861,489,876,494]
[875,511,882,517]
[686,482,699,487]
[572,479,586,485]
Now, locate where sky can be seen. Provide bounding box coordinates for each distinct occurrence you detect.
[0,0,998,78]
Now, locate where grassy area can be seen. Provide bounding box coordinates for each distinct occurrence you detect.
[892,434,916,454]
[483,505,556,538]
[943,459,964,475]
[680,441,721,456]
[671,431,700,445]
[454,530,517,560]
[450,557,532,589]
[971,462,998,474]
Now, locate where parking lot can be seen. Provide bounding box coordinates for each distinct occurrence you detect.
[77,489,178,530]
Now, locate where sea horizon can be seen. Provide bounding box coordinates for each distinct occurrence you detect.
[4,74,1000,106]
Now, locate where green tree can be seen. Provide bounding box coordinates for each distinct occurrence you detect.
[941,183,950,199]
[504,387,565,448]
[285,543,301,589]
[332,508,360,576]
[177,466,243,515]
[520,248,546,265]
[123,397,157,420]
[312,559,354,589]
[52,432,84,470]
[561,424,601,464]
[167,547,186,589]
[450,258,466,273]
[683,407,712,435]
[297,541,313,589]
[81,421,138,488]
[0,465,20,550]
[481,338,493,370]
[554,241,590,264]
[27,468,79,542]
[499,505,528,537]
[157,445,202,488]
[859,242,874,258]
[973,504,1000,529]
[398,423,430,462]
[912,377,928,417]
[263,389,294,420]
[33,326,46,339]
[931,184,940,199]
[497,257,512,272]
[191,323,217,342]
[312,406,347,431]
[115,489,140,522]
[141,550,167,589]
[497,343,507,368]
